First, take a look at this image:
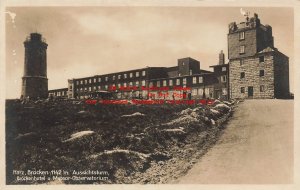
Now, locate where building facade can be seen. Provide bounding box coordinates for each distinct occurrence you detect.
[55,57,222,100]
[228,13,289,99]
[209,51,229,100]
[48,13,290,100]
[21,33,48,99]
[48,88,68,98]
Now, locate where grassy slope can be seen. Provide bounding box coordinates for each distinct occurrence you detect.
[6,100,232,184]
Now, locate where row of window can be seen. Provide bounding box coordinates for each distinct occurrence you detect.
[76,80,147,91]
[49,91,67,96]
[74,75,220,90]
[240,85,265,93]
[151,76,205,87]
[240,70,265,79]
[75,70,146,85]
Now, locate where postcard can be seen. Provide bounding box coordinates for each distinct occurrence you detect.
[1,0,299,190]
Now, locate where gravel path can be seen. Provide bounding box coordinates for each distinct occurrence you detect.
[175,99,293,184]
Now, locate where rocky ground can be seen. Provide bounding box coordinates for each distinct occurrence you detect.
[6,99,235,184]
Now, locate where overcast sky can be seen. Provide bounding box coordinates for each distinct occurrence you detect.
[5,7,294,98]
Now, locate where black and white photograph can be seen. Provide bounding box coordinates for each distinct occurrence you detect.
[1,0,299,189]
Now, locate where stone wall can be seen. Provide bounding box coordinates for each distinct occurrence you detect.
[229,54,275,99]
[274,53,290,98]
[228,29,257,60]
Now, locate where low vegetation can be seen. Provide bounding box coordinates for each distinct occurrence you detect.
[6,99,234,184]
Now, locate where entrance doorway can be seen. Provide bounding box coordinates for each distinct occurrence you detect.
[248,86,253,98]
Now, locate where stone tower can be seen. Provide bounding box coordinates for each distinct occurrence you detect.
[228,13,289,99]
[21,33,48,99]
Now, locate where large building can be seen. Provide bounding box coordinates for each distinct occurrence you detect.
[21,33,48,99]
[48,12,290,100]
[53,57,226,100]
[228,13,290,99]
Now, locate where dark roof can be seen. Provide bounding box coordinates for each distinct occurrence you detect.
[209,63,229,68]
[165,66,178,72]
[48,88,68,92]
[200,69,212,73]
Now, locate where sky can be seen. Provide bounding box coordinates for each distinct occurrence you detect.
[5,7,294,99]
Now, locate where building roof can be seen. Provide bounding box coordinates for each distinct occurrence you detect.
[200,69,212,73]
[209,63,229,68]
[165,66,178,72]
[257,46,288,58]
[49,88,68,92]
[258,46,277,54]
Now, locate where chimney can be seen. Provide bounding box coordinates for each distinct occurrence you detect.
[219,50,225,65]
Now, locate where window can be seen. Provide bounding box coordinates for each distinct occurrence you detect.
[105,77,108,81]
[124,74,127,79]
[149,82,153,87]
[193,77,197,84]
[85,80,87,84]
[182,62,185,66]
[80,88,83,92]
[199,76,203,83]
[192,89,197,96]
[89,87,91,91]
[259,56,265,63]
[89,79,92,83]
[260,85,265,92]
[113,75,116,80]
[136,72,139,77]
[222,88,227,95]
[163,80,167,86]
[129,82,133,86]
[222,67,227,71]
[221,75,227,83]
[94,86,97,90]
[94,78,96,83]
[183,78,187,85]
[189,69,193,75]
[259,70,265,77]
[240,59,245,66]
[169,80,173,86]
[239,31,245,40]
[130,73,133,78]
[198,88,203,97]
[80,80,83,84]
[240,72,245,79]
[124,83,127,87]
[157,81,160,87]
[142,70,146,76]
[241,87,245,93]
[142,80,146,86]
[240,45,245,54]
[98,86,101,90]
[105,85,108,90]
[118,75,121,79]
[176,79,180,85]
[135,81,139,86]
[98,78,101,82]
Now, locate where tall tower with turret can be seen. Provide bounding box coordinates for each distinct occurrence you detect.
[21,33,48,99]
[228,13,289,99]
